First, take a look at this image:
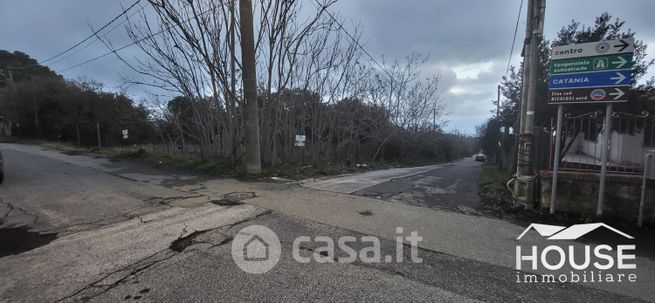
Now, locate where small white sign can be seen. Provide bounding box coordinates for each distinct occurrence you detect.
[295,135,306,142]
[122,129,128,139]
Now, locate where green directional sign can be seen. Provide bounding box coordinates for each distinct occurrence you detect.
[550,53,633,75]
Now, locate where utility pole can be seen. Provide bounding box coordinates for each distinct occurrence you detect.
[239,0,261,174]
[496,84,502,166]
[96,122,102,148]
[517,0,534,139]
[496,85,501,120]
[229,0,237,151]
[522,0,545,136]
[514,0,546,205]
[433,108,436,132]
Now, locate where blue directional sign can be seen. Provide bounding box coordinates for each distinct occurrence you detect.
[548,69,631,89]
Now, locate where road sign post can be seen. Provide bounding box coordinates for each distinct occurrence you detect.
[550,104,563,214]
[547,38,634,215]
[597,103,613,216]
[295,134,306,165]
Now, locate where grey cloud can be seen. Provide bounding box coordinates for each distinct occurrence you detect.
[2,0,654,134]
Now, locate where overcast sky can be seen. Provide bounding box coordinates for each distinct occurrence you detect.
[1,0,654,134]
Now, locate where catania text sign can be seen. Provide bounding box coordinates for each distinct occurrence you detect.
[549,70,631,89]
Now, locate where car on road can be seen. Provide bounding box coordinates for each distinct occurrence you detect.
[474,154,486,162]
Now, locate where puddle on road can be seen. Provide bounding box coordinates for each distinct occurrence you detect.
[0,222,57,257]
[211,192,256,206]
[170,231,205,252]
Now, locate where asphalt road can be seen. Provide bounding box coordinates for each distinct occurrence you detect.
[0,146,178,234]
[353,159,485,215]
[0,144,650,302]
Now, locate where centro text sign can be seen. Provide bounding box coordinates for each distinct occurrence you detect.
[551,38,634,60]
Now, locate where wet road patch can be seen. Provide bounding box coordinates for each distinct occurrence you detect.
[0,223,57,257]
[212,192,256,206]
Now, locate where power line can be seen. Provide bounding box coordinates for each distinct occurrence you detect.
[41,0,141,64]
[58,8,213,73]
[311,0,397,85]
[506,0,524,76]
[49,5,146,67]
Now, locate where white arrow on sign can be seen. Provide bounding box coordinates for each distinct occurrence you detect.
[611,56,628,69]
[609,88,625,100]
[610,72,627,85]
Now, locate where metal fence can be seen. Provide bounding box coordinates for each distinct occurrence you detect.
[549,111,653,174]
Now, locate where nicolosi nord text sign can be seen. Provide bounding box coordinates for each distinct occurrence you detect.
[548,38,634,104]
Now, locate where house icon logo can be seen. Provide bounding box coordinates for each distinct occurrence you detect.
[514,222,638,282]
[516,223,634,240]
[231,225,281,274]
[244,234,270,261]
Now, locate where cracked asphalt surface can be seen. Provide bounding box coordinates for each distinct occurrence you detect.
[0,144,651,302]
[353,159,486,216]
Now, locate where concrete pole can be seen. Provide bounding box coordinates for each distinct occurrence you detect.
[550,104,563,214]
[514,0,546,204]
[596,103,613,217]
[516,0,534,148]
[522,0,546,136]
[514,0,536,199]
[239,0,261,174]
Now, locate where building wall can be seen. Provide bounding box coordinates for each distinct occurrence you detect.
[540,170,655,224]
[571,130,650,166]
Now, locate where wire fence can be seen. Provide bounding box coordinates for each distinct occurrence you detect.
[549,111,653,175]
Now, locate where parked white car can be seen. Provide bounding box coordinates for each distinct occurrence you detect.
[474,154,486,162]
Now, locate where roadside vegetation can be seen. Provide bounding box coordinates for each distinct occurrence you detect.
[478,164,515,218]
[3,138,434,180]
[0,2,478,176]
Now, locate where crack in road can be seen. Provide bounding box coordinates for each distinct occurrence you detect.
[144,195,205,206]
[53,248,175,303]
[36,197,180,234]
[0,199,40,225]
[54,210,272,301]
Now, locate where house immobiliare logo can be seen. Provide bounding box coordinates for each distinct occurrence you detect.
[515,223,637,284]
